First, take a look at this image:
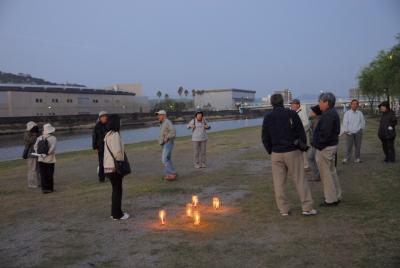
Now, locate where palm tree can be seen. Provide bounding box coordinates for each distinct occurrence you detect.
[192,89,196,98]
[184,89,189,97]
[156,91,162,99]
[178,86,184,97]
[165,93,169,99]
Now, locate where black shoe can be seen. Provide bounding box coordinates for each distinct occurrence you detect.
[42,190,53,194]
[99,178,105,183]
[319,201,340,207]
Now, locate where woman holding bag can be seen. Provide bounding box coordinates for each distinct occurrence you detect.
[104,115,130,220]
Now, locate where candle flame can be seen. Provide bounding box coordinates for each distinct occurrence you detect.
[213,197,220,209]
[194,211,200,225]
[186,203,193,217]
[192,195,198,207]
[159,209,166,225]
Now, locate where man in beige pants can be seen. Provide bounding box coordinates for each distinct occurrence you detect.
[313,92,342,206]
[262,94,317,216]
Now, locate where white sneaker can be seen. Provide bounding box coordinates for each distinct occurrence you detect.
[354,158,361,163]
[302,209,318,216]
[280,212,289,216]
[342,159,348,164]
[194,164,201,169]
[120,213,130,220]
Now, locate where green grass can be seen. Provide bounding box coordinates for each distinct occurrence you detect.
[0,118,399,267]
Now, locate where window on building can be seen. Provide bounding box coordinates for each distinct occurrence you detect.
[92,99,99,103]
[67,99,73,103]
[35,98,43,103]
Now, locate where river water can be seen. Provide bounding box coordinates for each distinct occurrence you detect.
[0,118,263,161]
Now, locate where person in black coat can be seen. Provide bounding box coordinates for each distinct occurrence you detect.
[378,101,397,163]
[92,111,109,182]
[262,93,317,217]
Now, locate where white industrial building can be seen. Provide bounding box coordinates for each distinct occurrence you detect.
[194,88,256,110]
[0,84,150,117]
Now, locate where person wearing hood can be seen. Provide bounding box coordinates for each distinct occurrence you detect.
[378,101,397,163]
[187,111,211,168]
[34,123,57,194]
[23,121,40,188]
[92,111,109,182]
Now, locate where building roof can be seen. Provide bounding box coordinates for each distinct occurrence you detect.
[0,83,136,96]
[200,88,256,94]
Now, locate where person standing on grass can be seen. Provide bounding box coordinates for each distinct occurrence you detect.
[262,93,317,217]
[156,110,177,181]
[313,92,342,207]
[187,111,211,169]
[104,115,129,220]
[290,99,310,170]
[341,99,365,164]
[23,121,41,188]
[378,101,397,163]
[92,111,109,183]
[308,105,322,181]
[34,123,57,194]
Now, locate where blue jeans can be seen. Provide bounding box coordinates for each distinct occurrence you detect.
[161,140,176,175]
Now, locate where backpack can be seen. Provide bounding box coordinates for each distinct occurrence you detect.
[36,137,50,155]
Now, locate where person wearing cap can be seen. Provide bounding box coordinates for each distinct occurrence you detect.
[290,99,310,169]
[34,123,57,194]
[23,121,40,188]
[156,110,177,181]
[187,111,211,168]
[92,111,109,182]
[313,92,342,207]
[341,99,365,164]
[308,105,322,181]
[378,101,397,163]
[262,93,317,217]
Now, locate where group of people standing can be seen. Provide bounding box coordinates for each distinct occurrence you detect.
[262,92,397,216]
[22,93,396,220]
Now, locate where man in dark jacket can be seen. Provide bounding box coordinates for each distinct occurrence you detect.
[378,101,397,163]
[262,94,317,217]
[92,111,109,182]
[313,92,342,207]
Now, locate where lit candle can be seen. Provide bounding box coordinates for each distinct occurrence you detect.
[193,211,200,225]
[212,197,220,210]
[192,195,199,207]
[159,209,166,225]
[186,203,193,217]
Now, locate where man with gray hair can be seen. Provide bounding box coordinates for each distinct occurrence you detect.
[312,92,342,207]
[92,111,109,182]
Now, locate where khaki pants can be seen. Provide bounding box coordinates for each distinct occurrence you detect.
[316,146,342,203]
[193,141,207,165]
[27,157,40,188]
[271,150,314,214]
[344,130,363,160]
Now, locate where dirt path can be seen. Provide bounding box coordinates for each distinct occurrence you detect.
[0,119,399,267]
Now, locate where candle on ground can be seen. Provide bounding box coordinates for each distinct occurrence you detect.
[212,197,220,210]
[192,195,199,207]
[159,209,166,225]
[193,211,200,225]
[186,203,193,217]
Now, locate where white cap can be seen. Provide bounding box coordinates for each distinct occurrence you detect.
[155,110,167,115]
[43,123,56,135]
[26,121,37,131]
[99,111,108,117]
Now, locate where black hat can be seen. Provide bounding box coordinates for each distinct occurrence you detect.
[378,101,390,110]
[310,105,322,115]
[194,110,204,116]
[290,99,300,104]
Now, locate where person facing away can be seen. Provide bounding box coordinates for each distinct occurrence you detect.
[341,99,365,164]
[308,105,322,181]
[187,110,211,169]
[290,99,310,170]
[312,92,342,207]
[378,101,397,163]
[23,121,41,188]
[34,123,57,194]
[103,114,129,220]
[262,93,317,217]
[92,111,109,182]
[156,110,177,181]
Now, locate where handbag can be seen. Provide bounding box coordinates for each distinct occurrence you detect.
[105,141,131,177]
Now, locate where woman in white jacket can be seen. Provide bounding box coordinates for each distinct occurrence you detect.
[104,115,129,220]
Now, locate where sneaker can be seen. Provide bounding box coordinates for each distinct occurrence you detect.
[302,209,318,216]
[200,163,207,168]
[194,164,201,169]
[111,212,130,220]
[342,158,348,164]
[164,174,177,181]
[280,212,290,216]
[354,158,361,163]
[319,201,340,207]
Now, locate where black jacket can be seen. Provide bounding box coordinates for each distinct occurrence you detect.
[262,106,306,154]
[312,108,340,150]
[378,110,397,140]
[92,121,108,151]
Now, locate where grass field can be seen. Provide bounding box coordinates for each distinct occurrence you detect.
[0,116,399,268]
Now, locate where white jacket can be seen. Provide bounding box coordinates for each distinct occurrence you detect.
[103,131,125,171]
[34,134,57,163]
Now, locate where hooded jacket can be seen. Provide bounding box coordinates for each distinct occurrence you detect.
[378,110,397,140]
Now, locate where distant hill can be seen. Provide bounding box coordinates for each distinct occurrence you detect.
[0,71,85,87]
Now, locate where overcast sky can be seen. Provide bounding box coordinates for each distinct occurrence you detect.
[0,0,399,98]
